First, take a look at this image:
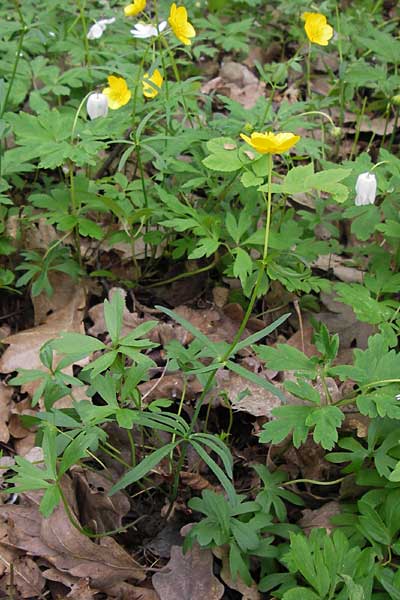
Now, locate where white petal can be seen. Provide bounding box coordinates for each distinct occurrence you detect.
[86,93,109,119]
[157,21,167,33]
[98,17,116,26]
[87,23,105,39]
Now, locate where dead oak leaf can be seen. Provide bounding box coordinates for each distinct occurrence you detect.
[0,288,85,383]
[152,544,224,600]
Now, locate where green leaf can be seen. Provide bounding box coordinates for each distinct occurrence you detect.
[110,442,178,494]
[104,291,124,343]
[259,405,312,448]
[256,343,317,376]
[233,247,253,287]
[39,485,61,517]
[82,350,118,378]
[190,439,236,503]
[225,360,286,402]
[282,588,320,600]
[51,333,106,355]
[306,406,344,450]
[156,305,219,354]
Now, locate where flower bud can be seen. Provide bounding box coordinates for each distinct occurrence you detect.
[355,172,377,206]
[331,126,342,139]
[392,95,400,107]
[86,93,109,120]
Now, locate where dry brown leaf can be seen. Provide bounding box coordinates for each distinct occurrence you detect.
[0,383,12,443]
[212,369,281,418]
[313,254,365,284]
[299,501,341,535]
[32,271,83,326]
[0,478,145,591]
[72,467,130,533]
[201,61,266,109]
[0,288,86,383]
[180,471,220,493]
[3,556,45,598]
[152,544,224,600]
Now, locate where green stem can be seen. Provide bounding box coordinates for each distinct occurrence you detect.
[306,42,311,98]
[160,36,195,128]
[146,254,218,288]
[77,0,92,77]
[350,95,367,161]
[0,3,27,176]
[282,476,347,487]
[169,154,275,503]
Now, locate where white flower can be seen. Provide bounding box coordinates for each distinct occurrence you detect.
[87,17,116,40]
[130,21,167,39]
[86,92,109,119]
[355,172,377,206]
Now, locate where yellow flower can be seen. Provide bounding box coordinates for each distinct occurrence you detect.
[142,69,163,98]
[302,12,333,46]
[124,0,146,17]
[168,3,196,45]
[240,132,300,155]
[102,76,131,109]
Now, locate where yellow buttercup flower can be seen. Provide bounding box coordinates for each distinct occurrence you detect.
[124,0,146,17]
[302,12,333,46]
[142,69,163,99]
[168,3,196,45]
[240,132,300,155]
[102,76,131,109]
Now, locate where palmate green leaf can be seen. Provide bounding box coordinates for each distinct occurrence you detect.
[233,247,253,287]
[259,406,312,448]
[326,437,370,474]
[110,441,179,495]
[357,386,400,419]
[188,237,219,259]
[306,406,344,450]
[231,517,260,552]
[255,343,318,377]
[335,284,393,325]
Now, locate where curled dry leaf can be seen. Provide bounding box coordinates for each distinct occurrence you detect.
[0,477,145,591]
[72,466,130,533]
[0,288,86,396]
[152,543,223,600]
[313,254,365,284]
[210,368,281,418]
[299,501,341,535]
[0,382,12,443]
[201,61,266,109]
[0,557,45,598]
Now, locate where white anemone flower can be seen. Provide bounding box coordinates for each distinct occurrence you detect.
[355,172,377,206]
[130,21,167,39]
[86,93,109,119]
[87,17,116,40]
